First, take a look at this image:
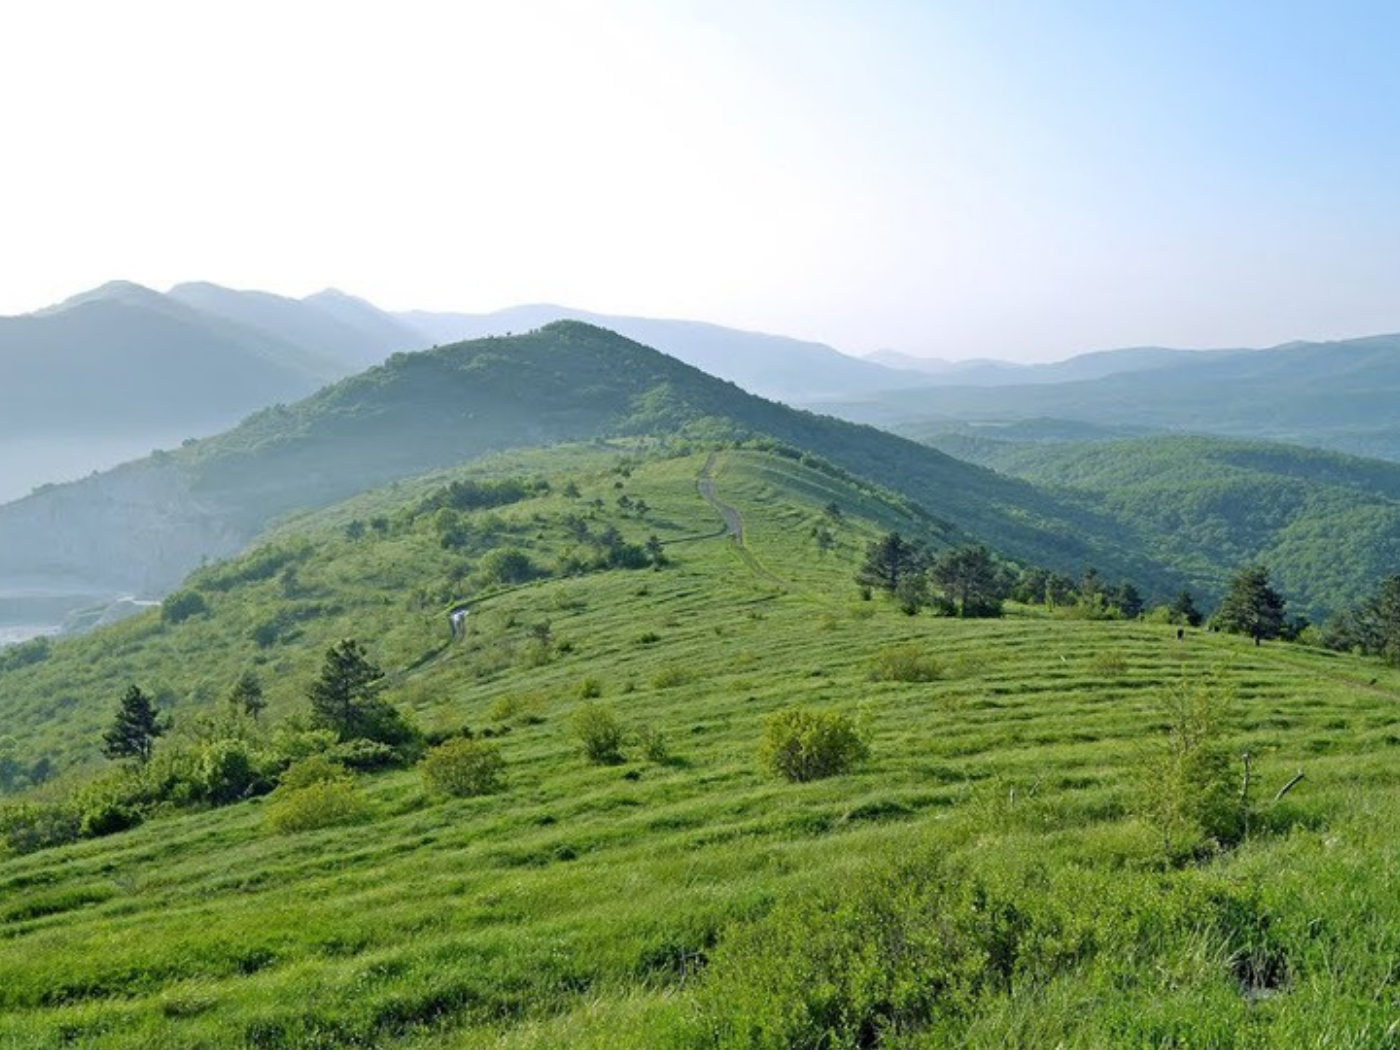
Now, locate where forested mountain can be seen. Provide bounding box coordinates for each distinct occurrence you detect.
[927,432,1400,616]
[819,332,1400,462]
[0,323,1174,621]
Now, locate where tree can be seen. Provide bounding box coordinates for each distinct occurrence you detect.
[102,685,167,764]
[1215,565,1286,645]
[1325,574,1400,663]
[228,670,267,721]
[1113,581,1144,620]
[1170,589,1204,628]
[929,545,1006,618]
[856,532,925,594]
[308,639,386,741]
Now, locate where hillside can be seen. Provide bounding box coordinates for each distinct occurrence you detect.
[926,433,1400,617]
[0,322,1174,625]
[2,441,1400,1047]
[818,332,1400,462]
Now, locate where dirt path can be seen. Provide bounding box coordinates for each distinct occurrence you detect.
[696,453,788,590]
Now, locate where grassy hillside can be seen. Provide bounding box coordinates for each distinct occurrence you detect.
[0,322,1175,607]
[927,432,1400,616]
[4,444,1400,1047]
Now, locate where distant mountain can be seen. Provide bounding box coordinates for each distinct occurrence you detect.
[0,282,341,442]
[825,333,1400,462]
[926,431,1400,617]
[168,283,424,371]
[0,322,1173,615]
[861,345,1240,387]
[396,304,904,401]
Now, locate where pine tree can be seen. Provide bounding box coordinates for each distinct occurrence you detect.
[229,670,267,721]
[307,639,383,740]
[102,685,167,764]
[1215,565,1286,644]
[856,532,925,594]
[930,544,1006,618]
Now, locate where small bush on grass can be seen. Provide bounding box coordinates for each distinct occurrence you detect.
[572,703,625,764]
[869,644,941,683]
[758,707,869,782]
[420,738,505,797]
[265,777,370,835]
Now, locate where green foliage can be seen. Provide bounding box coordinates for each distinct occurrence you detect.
[572,703,625,764]
[264,778,370,835]
[419,738,505,798]
[306,639,417,752]
[1138,678,1245,858]
[160,588,209,624]
[756,707,869,782]
[102,685,167,764]
[1324,574,1400,663]
[869,643,942,683]
[1215,564,1287,642]
[477,547,539,585]
[855,531,926,594]
[929,543,1007,618]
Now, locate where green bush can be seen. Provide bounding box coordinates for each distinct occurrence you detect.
[637,725,670,764]
[0,802,81,854]
[757,707,869,782]
[869,644,941,683]
[160,588,209,625]
[419,738,505,797]
[572,703,625,764]
[276,755,351,791]
[264,779,370,835]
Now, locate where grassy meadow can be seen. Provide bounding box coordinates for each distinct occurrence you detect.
[3,446,1400,1047]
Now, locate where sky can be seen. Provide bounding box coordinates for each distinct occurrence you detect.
[3,0,1398,363]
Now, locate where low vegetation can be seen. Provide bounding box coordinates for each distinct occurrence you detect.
[2,443,1400,1047]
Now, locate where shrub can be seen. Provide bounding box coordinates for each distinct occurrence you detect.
[651,665,693,689]
[264,779,370,834]
[161,588,209,624]
[419,738,505,797]
[758,707,869,782]
[572,703,625,764]
[0,802,81,854]
[576,676,603,699]
[869,644,941,683]
[78,797,143,839]
[277,754,351,791]
[637,725,670,764]
[196,739,272,804]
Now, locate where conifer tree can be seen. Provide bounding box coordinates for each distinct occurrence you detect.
[102,685,167,764]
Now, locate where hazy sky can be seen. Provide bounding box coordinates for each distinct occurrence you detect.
[3,1,1398,362]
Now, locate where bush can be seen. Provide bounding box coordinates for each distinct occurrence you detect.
[419,738,505,797]
[757,708,869,782]
[195,739,272,804]
[78,797,143,838]
[869,644,941,683]
[637,725,670,764]
[576,676,603,699]
[0,802,81,854]
[572,704,625,764]
[265,779,370,834]
[276,755,351,791]
[161,589,209,624]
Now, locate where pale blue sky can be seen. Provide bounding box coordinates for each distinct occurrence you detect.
[2,1,1397,361]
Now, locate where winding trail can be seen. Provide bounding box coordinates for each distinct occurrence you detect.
[696,453,789,591]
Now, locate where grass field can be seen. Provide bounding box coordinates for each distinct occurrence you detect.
[3,446,1400,1047]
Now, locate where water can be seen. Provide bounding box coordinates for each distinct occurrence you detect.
[0,624,58,647]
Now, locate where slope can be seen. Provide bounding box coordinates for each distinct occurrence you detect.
[3,440,1400,1048]
[927,432,1400,616]
[0,321,1171,613]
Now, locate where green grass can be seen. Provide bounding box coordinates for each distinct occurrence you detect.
[3,446,1400,1046]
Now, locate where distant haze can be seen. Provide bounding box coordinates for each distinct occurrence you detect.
[3,3,1399,363]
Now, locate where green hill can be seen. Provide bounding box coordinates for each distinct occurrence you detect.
[927,432,1400,616]
[0,322,1175,610]
[3,441,1400,1047]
